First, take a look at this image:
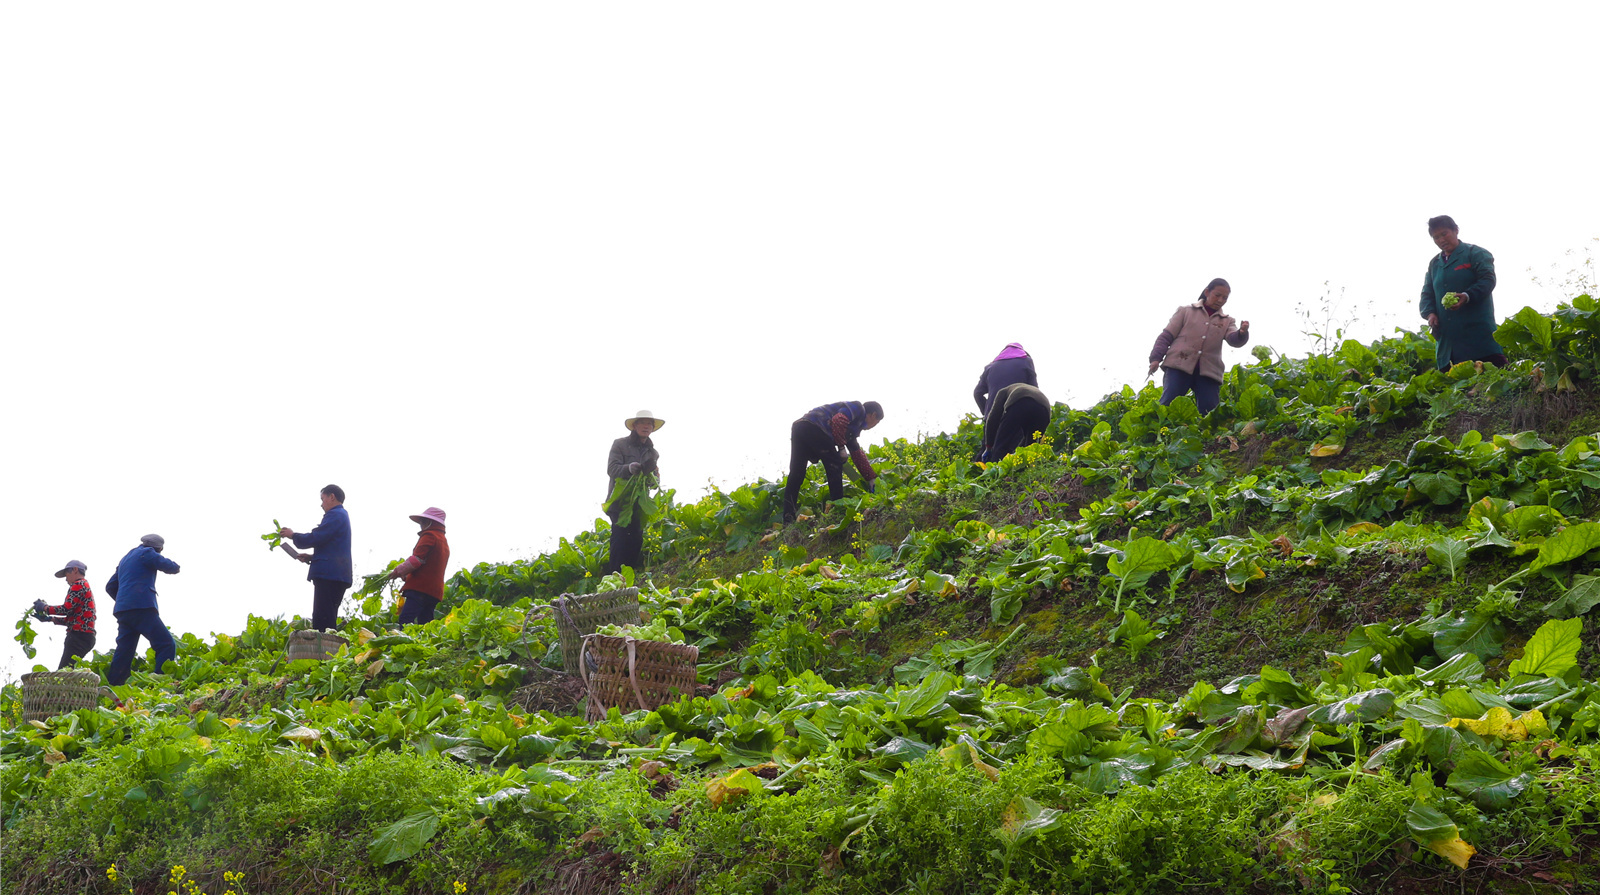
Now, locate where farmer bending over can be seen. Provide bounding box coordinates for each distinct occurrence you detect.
[782,401,883,524]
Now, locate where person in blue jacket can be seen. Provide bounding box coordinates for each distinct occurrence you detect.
[104,534,181,686]
[278,484,352,631]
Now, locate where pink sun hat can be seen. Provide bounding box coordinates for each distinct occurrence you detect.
[409,507,447,528]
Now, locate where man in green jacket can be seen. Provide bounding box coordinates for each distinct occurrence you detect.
[1420,215,1505,370]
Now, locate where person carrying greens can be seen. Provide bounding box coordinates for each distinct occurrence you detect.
[1419,214,1505,369]
[277,484,352,632]
[387,507,451,625]
[33,559,97,669]
[782,401,883,524]
[105,534,180,686]
[605,410,663,574]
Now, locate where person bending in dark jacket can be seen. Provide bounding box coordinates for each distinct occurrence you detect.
[974,343,1037,418]
[278,484,352,631]
[605,410,663,574]
[782,401,883,524]
[105,534,180,686]
[981,383,1052,462]
[33,559,97,669]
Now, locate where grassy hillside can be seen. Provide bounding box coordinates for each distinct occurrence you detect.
[7,296,1600,895]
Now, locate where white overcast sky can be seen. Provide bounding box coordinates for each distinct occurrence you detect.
[3,4,1597,677]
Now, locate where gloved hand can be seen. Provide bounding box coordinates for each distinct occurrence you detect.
[32,599,47,613]
[627,461,642,474]
[865,478,877,494]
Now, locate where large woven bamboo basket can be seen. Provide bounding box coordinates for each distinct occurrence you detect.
[553,588,641,675]
[21,671,103,723]
[580,633,699,722]
[286,630,349,661]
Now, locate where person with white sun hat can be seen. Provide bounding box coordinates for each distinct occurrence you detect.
[605,410,663,574]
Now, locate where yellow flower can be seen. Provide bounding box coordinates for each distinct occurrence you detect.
[454,882,468,894]
[107,865,119,882]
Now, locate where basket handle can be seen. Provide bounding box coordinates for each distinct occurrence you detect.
[625,638,649,713]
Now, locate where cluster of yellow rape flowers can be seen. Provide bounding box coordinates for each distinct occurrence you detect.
[105,864,249,895]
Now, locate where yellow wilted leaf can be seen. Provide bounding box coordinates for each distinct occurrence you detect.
[820,566,841,580]
[196,736,212,750]
[939,741,1000,781]
[28,720,50,731]
[759,531,780,545]
[355,647,381,664]
[1309,442,1344,457]
[1311,793,1338,809]
[1450,707,1548,742]
[1424,835,1477,869]
[221,718,241,728]
[42,749,67,767]
[795,514,814,522]
[280,726,321,746]
[1346,522,1384,535]
[449,694,467,706]
[1241,420,1260,437]
[508,714,526,728]
[356,627,377,646]
[365,658,386,679]
[706,768,766,809]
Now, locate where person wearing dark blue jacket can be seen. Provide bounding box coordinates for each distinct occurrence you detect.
[781,401,883,523]
[104,534,180,685]
[278,484,352,631]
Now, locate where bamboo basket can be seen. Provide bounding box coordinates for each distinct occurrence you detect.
[21,670,104,723]
[286,630,349,661]
[580,634,699,722]
[553,588,641,675]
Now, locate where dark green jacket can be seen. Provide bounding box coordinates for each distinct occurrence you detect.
[1420,242,1501,369]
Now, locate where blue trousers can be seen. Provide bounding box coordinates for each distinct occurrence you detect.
[1159,368,1222,414]
[106,608,176,685]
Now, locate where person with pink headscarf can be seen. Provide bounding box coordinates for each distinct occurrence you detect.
[974,343,1038,417]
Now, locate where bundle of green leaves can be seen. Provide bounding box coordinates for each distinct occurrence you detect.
[605,472,660,528]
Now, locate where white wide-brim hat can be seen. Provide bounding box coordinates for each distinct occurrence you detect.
[625,410,665,431]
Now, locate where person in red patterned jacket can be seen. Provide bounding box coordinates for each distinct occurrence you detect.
[33,560,97,669]
[386,507,451,626]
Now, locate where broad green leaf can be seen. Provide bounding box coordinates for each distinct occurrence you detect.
[1529,522,1600,573]
[890,670,958,720]
[1406,801,1476,868]
[1416,653,1485,686]
[1072,753,1155,794]
[1309,689,1396,725]
[1427,612,1507,660]
[1411,472,1463,505]
[1256,666,1314,706]
[1446,751,1533,810]
[1425,538,1469,582]
[1030,722,1092,757]
[369,811,441,865]
[873,736,933,768]
[1496,431,1553,453]
[1106,537,1177,592]
[1507,618,1583,678]
[1541,574,1600,619]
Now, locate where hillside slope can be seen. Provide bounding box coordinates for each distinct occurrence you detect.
[6,298,1600,895]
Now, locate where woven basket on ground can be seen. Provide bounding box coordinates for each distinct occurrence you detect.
[580,633,699,722]
[21,670,104,723]
[287,630,349,661]
[553,588,641,675]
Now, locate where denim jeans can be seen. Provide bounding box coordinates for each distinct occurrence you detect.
[106,608,176,685]
[1159,368,1222,414]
